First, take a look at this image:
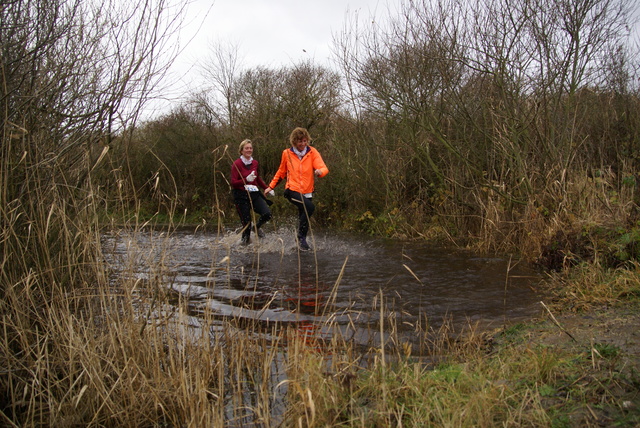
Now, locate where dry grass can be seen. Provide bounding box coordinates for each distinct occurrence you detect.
[0,221,526,426]
[1,126,637,427]
[2,214,639,427]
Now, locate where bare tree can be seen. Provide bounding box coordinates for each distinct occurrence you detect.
[198,40,243,127]
[1,0,186,288]
[333,0,637,250]
[228,61,342,171]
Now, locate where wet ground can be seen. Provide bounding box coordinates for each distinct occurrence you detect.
[102,226,546,353]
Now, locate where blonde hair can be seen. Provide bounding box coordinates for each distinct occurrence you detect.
[289,127,311,145]
[238,139,252,155]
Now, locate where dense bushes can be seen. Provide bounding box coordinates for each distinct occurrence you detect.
[97,0,640,262]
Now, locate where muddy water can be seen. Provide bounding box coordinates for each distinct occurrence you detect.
[103,226,544,354]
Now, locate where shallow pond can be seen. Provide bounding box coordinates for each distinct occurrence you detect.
[103,225,544,355]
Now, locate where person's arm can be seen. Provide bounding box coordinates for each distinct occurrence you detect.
[311,148,329,177]
[267,150,288,190]
[230,160,246,188]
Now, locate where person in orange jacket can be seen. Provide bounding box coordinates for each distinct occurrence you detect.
[265,127,329,251]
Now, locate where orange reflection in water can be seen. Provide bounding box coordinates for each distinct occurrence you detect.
[283,280,329,352]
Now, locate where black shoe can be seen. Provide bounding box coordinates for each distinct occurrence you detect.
[241,235,250,246]
[257,228,265,238]
[299,237,311,251]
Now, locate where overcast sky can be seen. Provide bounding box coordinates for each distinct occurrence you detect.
[193,0,384,67]
[145,0,387,117]
[145,0,640,119]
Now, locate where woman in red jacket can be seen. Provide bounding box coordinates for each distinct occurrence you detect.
[265,128,329,251]
[231,139,273,245]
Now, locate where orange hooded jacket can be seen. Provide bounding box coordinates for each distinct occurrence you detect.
[268,146,329,194]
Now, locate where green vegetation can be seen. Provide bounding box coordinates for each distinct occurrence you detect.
[103,0,640,261]
[2,0,640,426]
[282,262,640,427]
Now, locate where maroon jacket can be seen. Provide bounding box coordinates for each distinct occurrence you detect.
[230,157,268,191]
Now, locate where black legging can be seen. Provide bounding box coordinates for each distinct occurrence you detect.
[233,190,272,239]
[284,189,315,240]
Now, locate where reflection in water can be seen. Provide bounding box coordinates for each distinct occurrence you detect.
[102,226,544,354]
[284,280,325,315]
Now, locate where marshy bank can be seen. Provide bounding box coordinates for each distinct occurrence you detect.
[4,223,638,426]
[3,224,545,426]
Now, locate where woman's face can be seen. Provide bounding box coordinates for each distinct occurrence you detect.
[241,143,253,158]
[293,138,308,152]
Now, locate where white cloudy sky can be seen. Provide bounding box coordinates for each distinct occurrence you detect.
[146,0,640,118]
[146,0,388,117]
[190,0,384,67]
